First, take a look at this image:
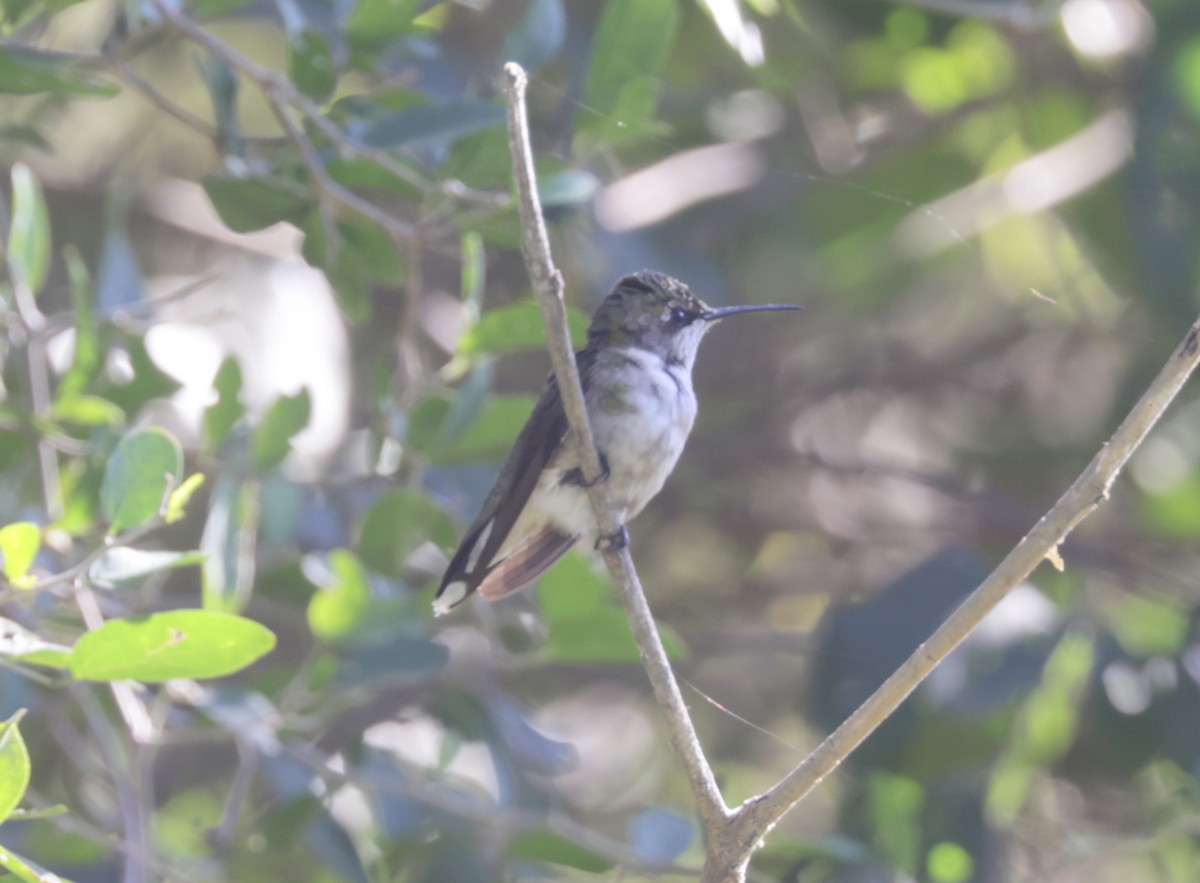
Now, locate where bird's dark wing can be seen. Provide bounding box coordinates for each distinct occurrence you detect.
[434,353,594,614]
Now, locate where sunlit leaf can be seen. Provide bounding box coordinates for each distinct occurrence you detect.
[253,389,312,470]
[8,163,50,294]
[69,610,276,682]
[50,393,126,427]
[166,473,207,524]
[508,829,613,873]
[307,549,371,640]
[88,547,204,589]
[0,522,39,587]
[0,710,30,822]
[538,169,599,207]
[100,428,184,533]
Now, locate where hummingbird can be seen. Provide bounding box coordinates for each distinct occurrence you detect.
[433,270,800,615]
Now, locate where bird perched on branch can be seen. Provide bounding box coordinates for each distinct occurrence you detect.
[433,270,800,615]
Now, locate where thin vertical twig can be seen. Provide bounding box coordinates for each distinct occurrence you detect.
[501,62,730,833]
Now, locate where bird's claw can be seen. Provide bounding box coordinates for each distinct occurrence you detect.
[595,524,629,553]
[564,453,611,489]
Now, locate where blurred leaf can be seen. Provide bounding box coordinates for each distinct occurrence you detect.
[7,163,50,293]
[628,807,694,865]
[50,393,125,427]
[1140,473,1200,538]
[326,155,423,199]
[204,177,311,233]
[508,829,613,873]
[69,610,275,682]
[433,360,493,449]
[538,553,685,661]
[867,773,923,875]
[584,0,678,116]
[204,357,244,447]
[201,474,259,613]
[253,388,312,470]
[501,0,565,73]
[95,222,144,310]
[344,0,421,48]
[432,395,536,464]
[404,396,451,452]
[0,617,70,668]
[443,127,513,190]
[0,710,30,822]
[0,521,39,587]
[332,636,450,686]
[358,489,455,578]
[0,124,50,149]
[360,101,506,150]
[290,28,335,101]
[101,428,184,533]
[88,547,204,589]
[100,337,182,415]
[165,473,206,524]
[458,301,589,357]
[198,51,240,148]
[538,169,599,207]
[0,46,116,96]
[1111,596,1187,657]
[307,549,371,640]
[0,844,64,883]
[927,841,974,883]
[461,229,485,313]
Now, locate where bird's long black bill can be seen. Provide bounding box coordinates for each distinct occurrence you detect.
[702,303,803,321]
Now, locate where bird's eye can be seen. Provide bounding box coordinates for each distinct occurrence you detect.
[667,307,691,326]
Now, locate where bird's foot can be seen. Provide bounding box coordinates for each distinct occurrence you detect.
[595,524,629,553]
[563,452,611,489]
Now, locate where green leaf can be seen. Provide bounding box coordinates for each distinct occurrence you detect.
[584,0,678,116]
[404,395,451,452]
[538,553,685,662]
[0,710,30,822]
[431,395,536,464]
[69,610,276,682]
[0,617,71,669]
[204,357,244,447]
[307,549,371,640]
[360,100,506,150]
[0,843,67,883]
[100,428,184,533]
[252,389,312,470]
[508,829,614,873]
[198,51,240,147]
[457,301,589,357]
[538,169,599,207]
[201,474,259,613]
[326,155,423,199]
[166,473,206,524]
[0,46,117,97]
[358,489,455,579]
[203,176,311,233]
[88,547,205,589]
[8,163,50,293]
[501,0,566,73]
[344,0,422,48]
[0,522,40,587]
[290,28,336,101]
[50,393,126,427]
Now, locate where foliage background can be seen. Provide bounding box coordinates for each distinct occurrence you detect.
[2,0,1200,881]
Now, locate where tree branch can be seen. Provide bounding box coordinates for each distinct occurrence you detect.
[501,62,729,834]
